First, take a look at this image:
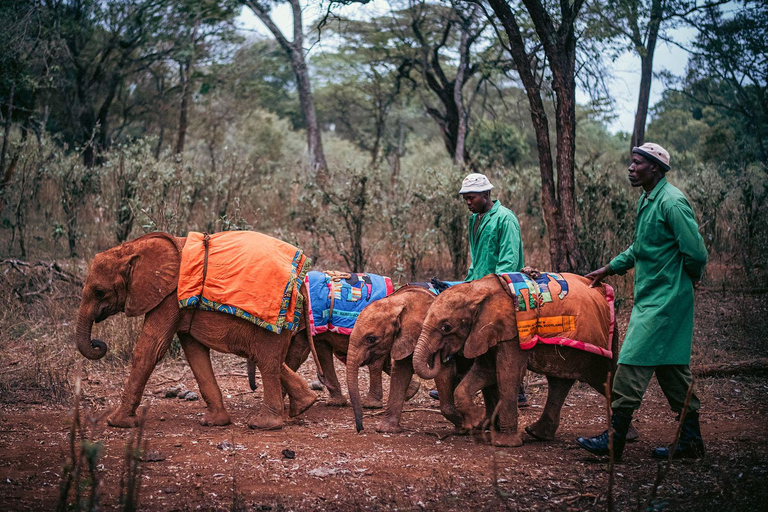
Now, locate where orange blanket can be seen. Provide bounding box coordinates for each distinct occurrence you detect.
[177,231,310,333]
[501,272,614,358]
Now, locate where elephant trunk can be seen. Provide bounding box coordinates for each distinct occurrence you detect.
[75,306,108,360]
[346,345,366,433]
[413,330,441,380]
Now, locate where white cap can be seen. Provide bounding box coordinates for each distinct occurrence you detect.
[633,142,670,171]
[459,173,494,194]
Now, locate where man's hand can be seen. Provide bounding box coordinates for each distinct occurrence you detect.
[585,266,613,288]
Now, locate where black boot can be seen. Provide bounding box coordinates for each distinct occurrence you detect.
[652,411,705,459]
[576,409,633,460]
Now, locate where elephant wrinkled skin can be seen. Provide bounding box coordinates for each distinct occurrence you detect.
[413,274,619,447]
[75,232,317,430]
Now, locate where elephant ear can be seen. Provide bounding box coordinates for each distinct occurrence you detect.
[124,233,181,317]
[462,293,518,359]
[390,304,414,361]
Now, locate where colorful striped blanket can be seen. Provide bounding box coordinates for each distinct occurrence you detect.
[501,272,614,358]
[305,271,394,335]
[177,231,310,333]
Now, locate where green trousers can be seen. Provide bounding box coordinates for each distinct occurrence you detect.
[611,363,701,415]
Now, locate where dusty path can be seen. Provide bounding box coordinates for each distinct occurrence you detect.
[1,364,767,511]
[1,289,767,511]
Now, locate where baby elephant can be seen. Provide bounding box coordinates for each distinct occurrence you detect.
[346,285,486,433]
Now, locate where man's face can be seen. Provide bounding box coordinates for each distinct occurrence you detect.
[628,153,662,191]
[462,192,491,213]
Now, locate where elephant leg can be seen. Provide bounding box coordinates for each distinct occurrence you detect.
[405,376,421,402]
[281,363,317,418]
[524,376,574,441]
[178,334,230,427]
[490,343,527,447]
[278,329,311,400]
[316,340,346,406]
[376,358,412,433]
[108,299,179,427]
[434,362,463,429]
[455,358,496,431]
[482,384,500,429]
[248,363,284,430]
[248,333,299,430]
[363,358,385,409]
[285,330,310,372]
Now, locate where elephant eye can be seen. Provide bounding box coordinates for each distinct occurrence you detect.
[92,288,105,299]
[365,335,377,344]
[441,323,451,333]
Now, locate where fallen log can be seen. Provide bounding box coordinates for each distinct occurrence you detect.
[693,358,768,378]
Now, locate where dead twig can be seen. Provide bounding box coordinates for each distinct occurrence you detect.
[647,382,695,509]
[564,493,599,504]
[605,373,615,512]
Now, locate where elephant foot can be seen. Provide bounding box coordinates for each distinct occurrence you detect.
[106,410,140,428]
[362,396,383,409]
[405,379,421,402]
[326,395,349,407]
[491,430,524,447]
[452,426,470,436]
[289,391,318,418]
[524,419,558,441]
[248,414,283,430]
[461,406,487,431]
[375,418,404,433]
[200,410,231,427]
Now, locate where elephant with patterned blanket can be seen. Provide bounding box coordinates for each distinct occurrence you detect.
[413,273,621,447]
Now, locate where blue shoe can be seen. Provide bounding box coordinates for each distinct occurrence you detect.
[518,392,529,407]
[429,389,439,400]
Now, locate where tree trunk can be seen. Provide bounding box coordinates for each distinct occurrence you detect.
[550,47,587,272]
[453,19,471,169]
[0,81,14,183]
[630,0,662,152]
[292,51,328,179]
[0,81,17,216]
[115,153,136,243]
[176,59,191,156]
[244,0,328,182]
[487,0,588,272]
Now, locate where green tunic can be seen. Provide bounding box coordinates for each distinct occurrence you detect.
[609,178,707,366]
[466,200,524,281]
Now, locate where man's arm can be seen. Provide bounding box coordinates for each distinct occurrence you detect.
[585,245,635,287]
[669,203,708,283]
[494,216,522,274]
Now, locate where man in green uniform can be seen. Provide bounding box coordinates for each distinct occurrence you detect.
[576,143,708,461]
[429,173,527,402]
[460,173,525,280]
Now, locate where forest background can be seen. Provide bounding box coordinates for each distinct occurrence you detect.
[0,0,766,292]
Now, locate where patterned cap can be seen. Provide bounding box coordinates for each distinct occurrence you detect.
[459,173,494,194]
[632,142,670,171]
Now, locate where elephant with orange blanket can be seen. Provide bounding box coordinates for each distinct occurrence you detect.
[74,232,316,430]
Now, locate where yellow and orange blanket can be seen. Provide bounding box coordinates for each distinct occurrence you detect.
[501,272,614,358]
[177,231,310,333]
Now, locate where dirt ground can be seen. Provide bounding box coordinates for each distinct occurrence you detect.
[1,289,768,511]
